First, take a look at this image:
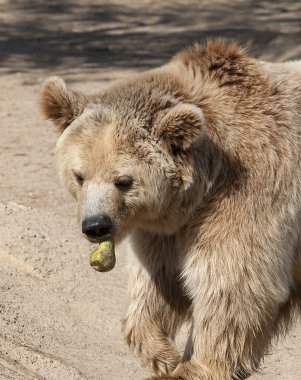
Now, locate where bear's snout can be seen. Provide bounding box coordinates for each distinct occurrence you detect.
[82,214,113,242]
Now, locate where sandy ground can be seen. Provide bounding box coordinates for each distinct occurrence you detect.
[0,1,301,379]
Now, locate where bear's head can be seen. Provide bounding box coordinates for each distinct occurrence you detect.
[41,71,213,244]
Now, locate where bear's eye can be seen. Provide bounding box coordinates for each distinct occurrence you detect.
[114,175,133,190]
[73,171,84,186]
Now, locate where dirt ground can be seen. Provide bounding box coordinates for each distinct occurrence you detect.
[0,1,301,379]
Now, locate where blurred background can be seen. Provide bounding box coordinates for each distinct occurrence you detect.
[1,0,301,79]
[0,1,301,379]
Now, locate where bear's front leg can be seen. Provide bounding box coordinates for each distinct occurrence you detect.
[122,257,189,377]
[171,236,292,380]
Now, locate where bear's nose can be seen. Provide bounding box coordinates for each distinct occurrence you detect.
[82,215,113,241]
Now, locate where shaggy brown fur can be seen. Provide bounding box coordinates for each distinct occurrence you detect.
[41,40,301,379]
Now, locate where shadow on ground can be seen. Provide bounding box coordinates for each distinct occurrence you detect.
[1,0,301,74]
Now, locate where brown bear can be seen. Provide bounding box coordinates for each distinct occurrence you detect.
[41,40,301,380]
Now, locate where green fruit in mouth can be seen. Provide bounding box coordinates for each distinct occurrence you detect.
[90,241,116,272]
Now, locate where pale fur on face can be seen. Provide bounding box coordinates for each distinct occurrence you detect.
[44,76,209,241]
[41,39,301,380]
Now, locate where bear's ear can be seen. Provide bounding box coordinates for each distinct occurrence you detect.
[40,76,86,133]
[155,103,206,154]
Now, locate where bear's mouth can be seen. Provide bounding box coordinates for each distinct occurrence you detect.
[85,233,113,244]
